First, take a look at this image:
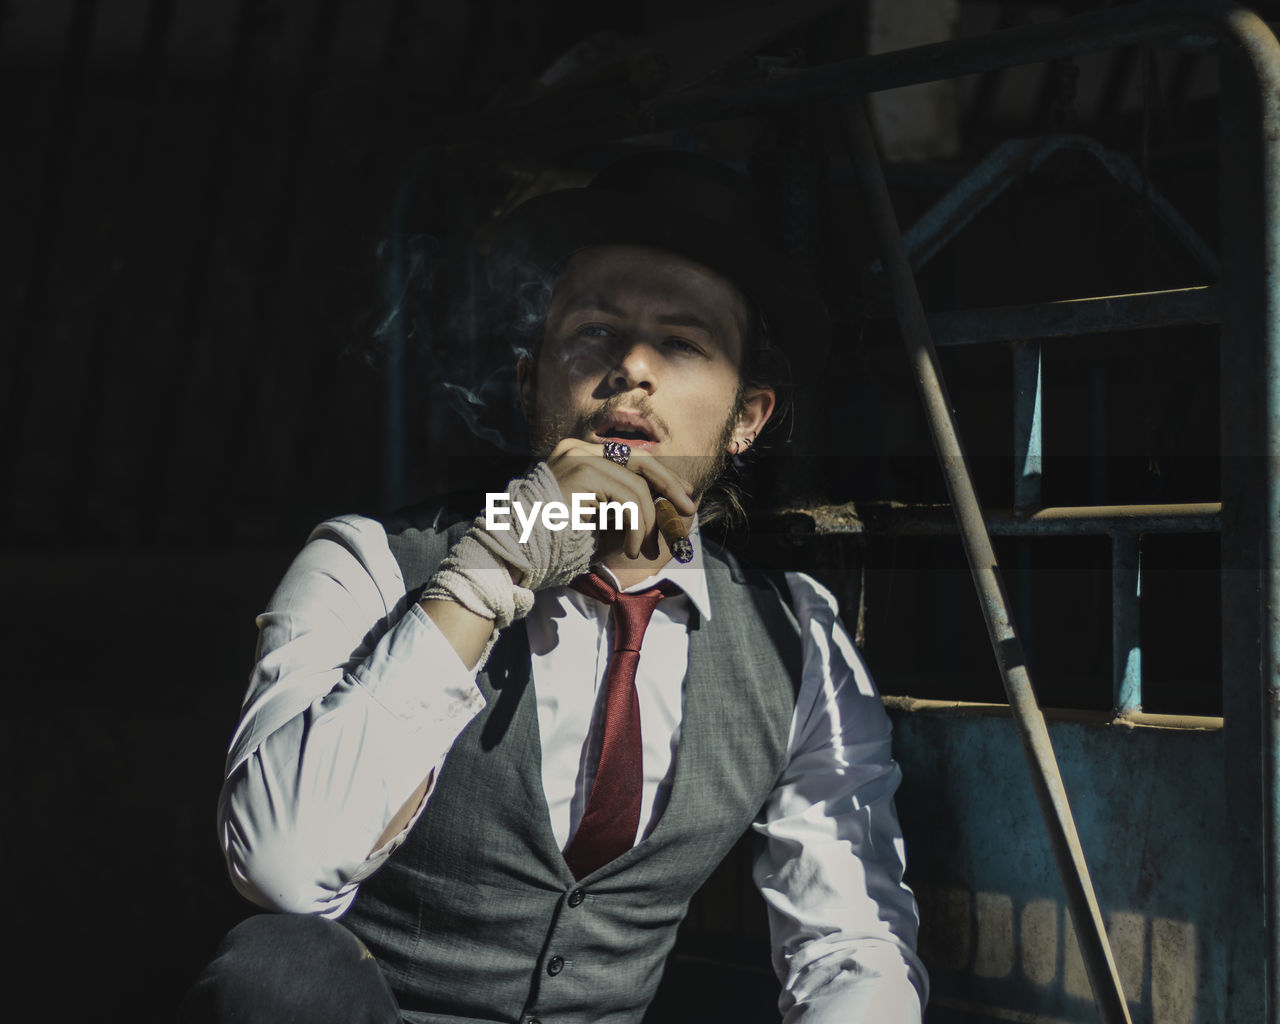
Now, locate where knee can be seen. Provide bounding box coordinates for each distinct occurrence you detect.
[180,914,397,1024]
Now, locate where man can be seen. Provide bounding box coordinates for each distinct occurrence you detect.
[182,151,927,1023]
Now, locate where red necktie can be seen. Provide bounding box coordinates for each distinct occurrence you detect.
[564,572,681,879]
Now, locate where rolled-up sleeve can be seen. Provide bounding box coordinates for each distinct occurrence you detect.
[218,515,485,918]
[753,572,927,1023]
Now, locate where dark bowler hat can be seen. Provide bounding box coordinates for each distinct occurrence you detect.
[489,150,830,380]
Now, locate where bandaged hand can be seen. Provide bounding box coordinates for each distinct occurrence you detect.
[417,462,594,661]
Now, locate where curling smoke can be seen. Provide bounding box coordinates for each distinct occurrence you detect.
[370,220,560,454]
[442,379,520,453]
[433,255,557,453]
[373,234,439,354]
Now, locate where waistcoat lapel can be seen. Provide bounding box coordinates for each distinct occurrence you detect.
[473,618,576,874]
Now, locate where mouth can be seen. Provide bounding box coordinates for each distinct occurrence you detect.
[591,409,660,447]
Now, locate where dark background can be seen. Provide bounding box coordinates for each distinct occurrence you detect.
[1,0,1256,1019]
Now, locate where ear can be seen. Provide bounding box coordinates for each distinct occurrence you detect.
[516,354,535,421]
[729,386,775,451]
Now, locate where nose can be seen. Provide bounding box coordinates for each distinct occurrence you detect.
[609,339,657,395]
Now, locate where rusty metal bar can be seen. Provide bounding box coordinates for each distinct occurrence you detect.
[842,94,1134,1024]
[882,695,1224,733]
[928,285,1219,347]
[777,501,1221,537]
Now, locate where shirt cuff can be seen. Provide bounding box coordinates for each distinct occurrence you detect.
[351,598,487,731]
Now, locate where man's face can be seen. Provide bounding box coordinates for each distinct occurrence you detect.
[518,244,773,499]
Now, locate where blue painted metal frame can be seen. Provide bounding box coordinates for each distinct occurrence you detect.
[844,94,1136,1024]
[858,126,1221,737]
[868,143,1223,721]
[824,8,1278,1019]
[833,10,1279,1018]
[927,286,1220,348]
[867,134,1220,280]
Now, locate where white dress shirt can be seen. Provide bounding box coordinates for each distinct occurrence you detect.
[217,513,927,1022]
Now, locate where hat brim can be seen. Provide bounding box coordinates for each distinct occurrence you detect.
[489,186,830,385]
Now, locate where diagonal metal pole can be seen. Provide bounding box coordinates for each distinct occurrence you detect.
[842,95,1133,1024]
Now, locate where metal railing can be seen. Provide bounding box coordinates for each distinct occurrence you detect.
[731,5,1278,1021]
[843,91,1133,1024]
[645,3,1277,1020]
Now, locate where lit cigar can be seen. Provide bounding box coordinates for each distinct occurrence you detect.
[654,496,693,563]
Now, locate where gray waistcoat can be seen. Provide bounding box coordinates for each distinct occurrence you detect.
[342,504,801,1024]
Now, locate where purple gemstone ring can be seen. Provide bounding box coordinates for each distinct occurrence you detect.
[602,441,631,466]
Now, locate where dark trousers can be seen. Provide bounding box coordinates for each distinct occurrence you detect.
[179,913,403,1024]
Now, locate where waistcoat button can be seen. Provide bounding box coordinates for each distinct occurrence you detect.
[567,889,585,907]
[547,955,565,976]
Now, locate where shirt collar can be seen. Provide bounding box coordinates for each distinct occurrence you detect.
[591,516,712,622]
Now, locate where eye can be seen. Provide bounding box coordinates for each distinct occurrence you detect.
[665,336,702,355]
[575,323,616,339]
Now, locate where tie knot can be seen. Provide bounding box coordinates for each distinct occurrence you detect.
[570,572,681,653]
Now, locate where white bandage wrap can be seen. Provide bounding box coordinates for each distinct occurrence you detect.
[418,461,595,665]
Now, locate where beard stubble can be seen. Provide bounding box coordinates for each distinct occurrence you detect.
[527,391,741,505]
